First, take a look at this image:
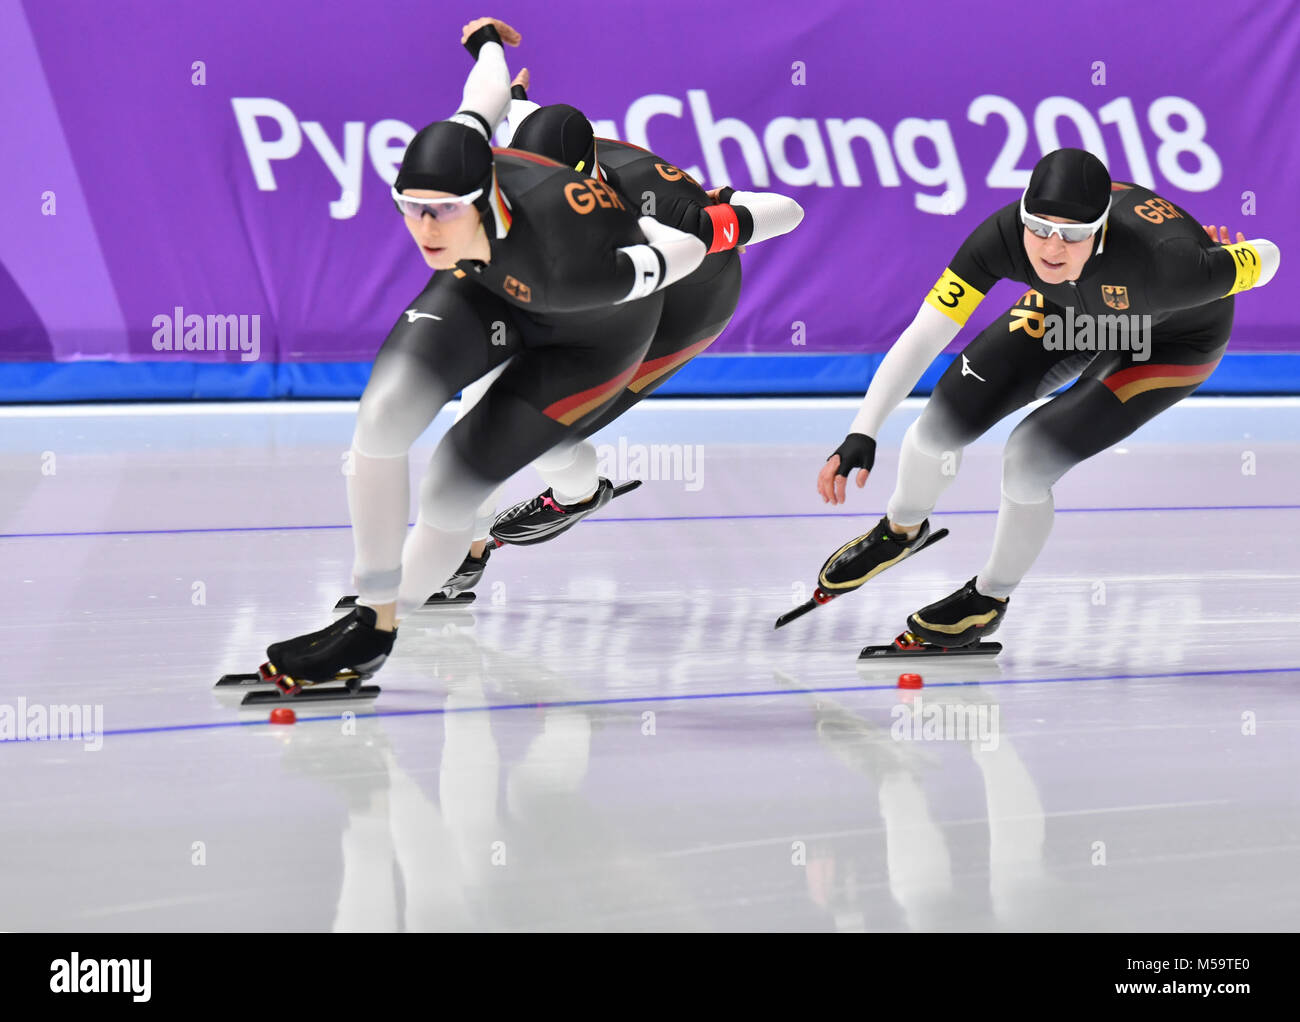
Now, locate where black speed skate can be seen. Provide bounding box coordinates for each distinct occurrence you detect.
[440,544,493,596]
[490,477,640,546]
[859,577,1005,659]
[260,605,396,697]
[821,517,939,591]
[775,516,949,629]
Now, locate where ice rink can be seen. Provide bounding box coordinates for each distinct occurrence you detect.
[2,395,1297,931]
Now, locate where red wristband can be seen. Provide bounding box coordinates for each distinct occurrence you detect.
[704,204,741,253]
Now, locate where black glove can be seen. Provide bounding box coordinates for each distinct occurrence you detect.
[654,195,708,240]
[828,433,876,476]
[464,22,503,59]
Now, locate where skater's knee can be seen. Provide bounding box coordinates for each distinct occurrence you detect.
[1002,422,1068,504]
[418,477,480,531]
[418,452,497,531]
[914,400,978,456]
[354,382,447,458]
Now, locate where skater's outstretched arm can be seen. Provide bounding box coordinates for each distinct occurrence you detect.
[652,186,805,254]
[565,216,706,311]
[502,203,705,314]
[449,18,520,141]
[817,303,961,504]
[818,207,1014,505]
[1147,228,1280,311]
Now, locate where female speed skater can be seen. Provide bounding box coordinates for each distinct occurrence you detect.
[437,63,805,596]
[256,19,712,696]
[809,147,1280,654]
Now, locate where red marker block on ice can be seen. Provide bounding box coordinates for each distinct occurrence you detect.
[270,707,296,724]
[898,673,923,690]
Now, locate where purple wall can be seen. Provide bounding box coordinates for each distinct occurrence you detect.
[2,0,1296,367]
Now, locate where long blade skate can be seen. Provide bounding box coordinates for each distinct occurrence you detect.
[239,684,379,706]
[858,630,1002,659]
[333,591,475,612]
[215,672,263,688]
[775,527,949,629]
[216,670,380,702]
[242,658,383,704]
[216,660,385,696]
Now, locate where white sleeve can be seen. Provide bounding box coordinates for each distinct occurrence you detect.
[614,217,707,304]
[848,302,962,437]
[727,190,805,244]
[448,40,511,140]
[497,98,541,147]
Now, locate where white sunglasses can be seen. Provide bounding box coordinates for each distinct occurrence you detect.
[391,185,483,222]
[1019,193,1110,243]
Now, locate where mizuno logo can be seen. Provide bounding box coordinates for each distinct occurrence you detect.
[404,309,442,323]
[961,355,986,382]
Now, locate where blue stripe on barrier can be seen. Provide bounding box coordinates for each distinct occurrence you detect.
[3,352,1300,401]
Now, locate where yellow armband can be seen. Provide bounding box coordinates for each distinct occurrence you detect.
[926,267,986,325]
[1221,242,1262,296]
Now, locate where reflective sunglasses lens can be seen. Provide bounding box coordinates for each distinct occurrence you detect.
[394,197,473,221]
[427,201,473,222]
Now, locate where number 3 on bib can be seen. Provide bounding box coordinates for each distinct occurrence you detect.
[926,267,985,326]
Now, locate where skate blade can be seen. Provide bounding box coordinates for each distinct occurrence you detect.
[215,665,299,689]
[334,591,475,611]
[271,665,359,698]
[240,685,380,707]
[774,587,836,629]
[215,672,265,688]
[778,528,953,630]
[858,640,1002,659]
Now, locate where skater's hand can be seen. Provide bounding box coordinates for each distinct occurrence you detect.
[818,433,877,505]
[462,17,522,45]
[818,455,868,505]
[511,67,530,91]
[1203,224,1245,245]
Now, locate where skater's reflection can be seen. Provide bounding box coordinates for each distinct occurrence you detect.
[423,627,705,930]
[274,623,699,930]
[269,690,481,930]
[794,669,1053,930]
